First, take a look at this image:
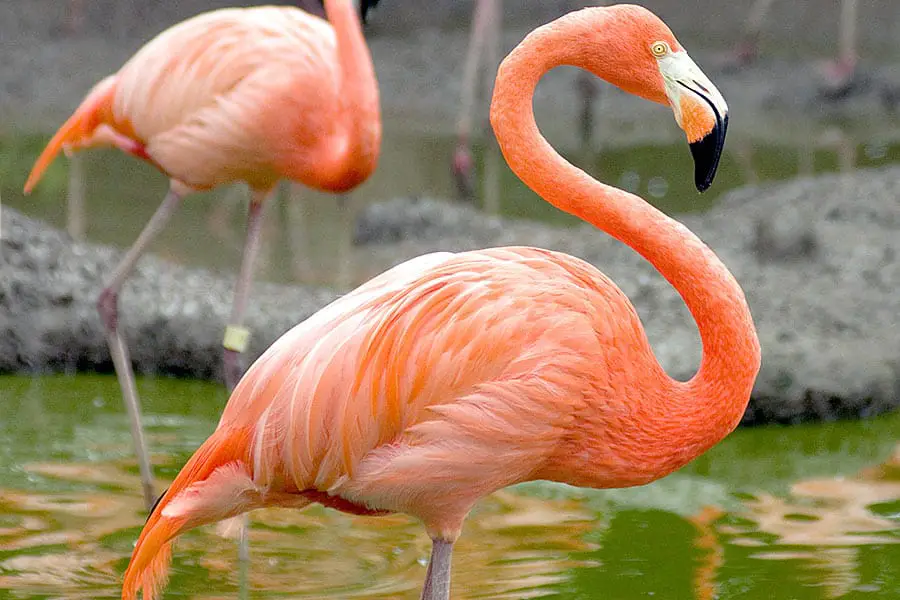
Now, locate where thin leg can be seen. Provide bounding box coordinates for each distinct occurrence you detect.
[420,539,454,600]
[576,70,599,151]
[718,0,776,71]
[818,0,859,97]
[452,0,494,202]
[97,184,183,511]
[480,0,502,216]
[67,153,86,242]
[838,0,858,68]
[336,194,356,292]
[223,188,271,392]
[220,188,271,580]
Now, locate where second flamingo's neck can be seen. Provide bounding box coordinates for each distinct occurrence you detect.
[489,10,760,462]
[321,0,381,190]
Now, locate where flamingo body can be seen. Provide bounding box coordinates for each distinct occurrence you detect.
[123,5,759,600]
[25,4,380,196]
[24,0,381,511]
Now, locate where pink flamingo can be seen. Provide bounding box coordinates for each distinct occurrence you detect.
[121,5,758,600]
[24,0,381,509]
[725,0,860,96]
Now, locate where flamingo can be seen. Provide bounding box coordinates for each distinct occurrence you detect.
[59,0,381,34]
[451,0,602,202]
[120,5,760,600]
[725,0,860,96]
[23,0,381,510]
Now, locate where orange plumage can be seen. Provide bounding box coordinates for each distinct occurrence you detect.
[122,5,759,600]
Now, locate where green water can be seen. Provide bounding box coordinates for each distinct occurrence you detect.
[3,126,900,289]
[1,375,898,599]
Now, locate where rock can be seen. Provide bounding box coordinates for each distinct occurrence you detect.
[0,207,338,380]
[3,167,900,425]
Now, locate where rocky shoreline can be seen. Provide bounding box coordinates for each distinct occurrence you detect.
[4,166,899,425]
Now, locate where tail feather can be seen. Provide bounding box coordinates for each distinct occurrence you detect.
[23,75,118,194]
[122,427,254,600]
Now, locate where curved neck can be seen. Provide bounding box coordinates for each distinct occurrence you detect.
[489,12,760,442]
[322,0,381,189]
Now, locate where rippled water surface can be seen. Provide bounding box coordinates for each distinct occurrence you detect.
[1,375,897,599]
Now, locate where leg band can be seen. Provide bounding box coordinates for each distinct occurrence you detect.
[223,325,251,353]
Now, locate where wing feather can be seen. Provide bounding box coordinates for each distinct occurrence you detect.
[223,247,638,506]
[111,6,338,189]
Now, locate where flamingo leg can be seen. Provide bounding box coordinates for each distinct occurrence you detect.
[66,153,86,242]
[818,0,859,97]
[220,188,271,570]
[838,0,858,68]
[223,188,271,392]
[420,539,454,600]
[576,70,599,151]
[480,0,502,215]
[97,184,184,511]
[452,0,495,202]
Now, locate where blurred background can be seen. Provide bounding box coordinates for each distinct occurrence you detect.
[1,1,898,599]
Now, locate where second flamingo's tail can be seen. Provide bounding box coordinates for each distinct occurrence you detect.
[23,75,118,194]
[121,427,259,600]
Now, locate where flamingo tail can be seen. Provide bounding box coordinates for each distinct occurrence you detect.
[24,75,118,194]
[121,426,256,600]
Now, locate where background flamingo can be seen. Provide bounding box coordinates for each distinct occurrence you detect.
[451,0,603,204]
[59,0,381,34]
[119,5,759,600]
[724,0,860,96]
[24,0,381,510]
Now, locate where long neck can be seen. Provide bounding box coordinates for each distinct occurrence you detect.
[490,13,760,450]
[322,0,381,190]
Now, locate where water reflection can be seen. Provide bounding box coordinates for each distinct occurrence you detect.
[724,443,900,598]
[0,378,898,599]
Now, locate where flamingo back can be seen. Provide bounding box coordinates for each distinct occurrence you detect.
[112,6,342,190]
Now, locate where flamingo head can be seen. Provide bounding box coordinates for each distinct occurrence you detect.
[577,5,729,192]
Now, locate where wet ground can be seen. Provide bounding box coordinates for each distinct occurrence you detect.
[1,375,898,599]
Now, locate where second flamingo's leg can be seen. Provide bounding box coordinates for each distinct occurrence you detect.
[98,183,184,511]
[222,188,271,392]
[222,188,271,568]
[420,539,454,600]
[819,0,859,97]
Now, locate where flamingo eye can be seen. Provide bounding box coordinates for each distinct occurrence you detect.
[650,42,670,58]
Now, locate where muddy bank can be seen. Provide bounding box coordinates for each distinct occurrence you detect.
[4,166,900,425]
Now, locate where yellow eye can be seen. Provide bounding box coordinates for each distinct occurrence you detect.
[651,42,669,58]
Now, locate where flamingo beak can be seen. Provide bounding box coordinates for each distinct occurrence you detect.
[659,52,729,192]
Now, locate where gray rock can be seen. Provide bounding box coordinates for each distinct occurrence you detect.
[3,167,899,425]
[0,207,338,380]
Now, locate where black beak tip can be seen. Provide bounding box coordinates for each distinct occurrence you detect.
[689,113,728,193]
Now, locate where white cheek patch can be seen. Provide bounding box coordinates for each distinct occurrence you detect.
[657,51,728,120]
